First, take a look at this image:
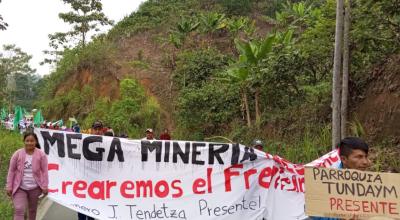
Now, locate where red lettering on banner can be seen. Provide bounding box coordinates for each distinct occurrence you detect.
[73,180,88,198]
[88,181,105,200]
[345,199,353,211]
[289,176,297,191]
[48,163,59,193]
[362,201,370,212]
[106,180,117,199]
[378,202,387,213]
[330,197,336,210]
[244,168,257,189]
[389,203,399,214]
[192,168,212,194]
[353,200,360,211]
[337,198,344,211]
[62,181,73,194]
[272,156,305,175]
[207,168,212,193]
[329,197,398,215]
[371,201,378,213]
[60,179,184,199]
[136,180,153,197]
[323,155,340,167]
[120,181,135,198]
[193,178,207,194]
[280,177,290,190]
[171,180,183,198]
[274,174,281,189]
[328,154,339,163]
[258,166,279,189]
[224,164,243,192]
[154,180,169,198]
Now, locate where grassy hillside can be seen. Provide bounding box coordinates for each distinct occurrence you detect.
[35,0,399,169]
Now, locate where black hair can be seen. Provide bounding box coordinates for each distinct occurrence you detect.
[92,121,103,129]
[104,131,114,137]
[119,133,128,138]
[338,137,368,157]
[23,131,41,149]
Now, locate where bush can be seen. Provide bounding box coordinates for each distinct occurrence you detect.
[173,48,230,89]
[175,81,240,140]
[217,0,252,16]
[105,78,160,138]
[108,0,200,39]
[0,130,22,218]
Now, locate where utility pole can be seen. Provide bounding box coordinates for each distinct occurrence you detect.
[332,0,344,149]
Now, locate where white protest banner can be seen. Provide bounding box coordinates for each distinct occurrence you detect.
[305,167,400,219]
[34,128,340,220]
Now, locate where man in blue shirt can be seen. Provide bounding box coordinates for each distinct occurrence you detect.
[311,137,370,219]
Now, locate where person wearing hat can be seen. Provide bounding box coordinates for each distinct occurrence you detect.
[91,121,104,135]
[252,139,264,151]
[142,128,156,140]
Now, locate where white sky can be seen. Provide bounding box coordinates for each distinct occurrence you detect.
[0,0,145,76]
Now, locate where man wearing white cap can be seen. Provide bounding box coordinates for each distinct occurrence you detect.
[142,128,156,140]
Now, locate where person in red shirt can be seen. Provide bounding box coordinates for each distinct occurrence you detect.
[159,128,171,140]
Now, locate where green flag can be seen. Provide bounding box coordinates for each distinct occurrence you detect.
[13,106,23,130]
[53,119,63,127]
[33,110,44,126]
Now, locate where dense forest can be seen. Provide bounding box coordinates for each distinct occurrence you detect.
[1,0,399,169]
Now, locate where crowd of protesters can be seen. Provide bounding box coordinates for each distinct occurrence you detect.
[1,115,34,133]
[5,114,375,220]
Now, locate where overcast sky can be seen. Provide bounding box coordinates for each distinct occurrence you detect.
[0,0,145,76]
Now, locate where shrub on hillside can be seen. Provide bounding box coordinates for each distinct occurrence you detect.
[175,81,240,140]
[173,48,230,90]
[217,0,251,16]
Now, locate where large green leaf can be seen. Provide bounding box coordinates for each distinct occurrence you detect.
[257,35,275,61]
[234,39,257,64]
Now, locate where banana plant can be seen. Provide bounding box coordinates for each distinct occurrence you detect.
[227,17,249,36]
[235,33,282,126]
[176,17,200,35]
[219,66,252,127]
[234,34,276,65]
[275,1,320,30]
[199,12,227,34]
[170,17,200,48]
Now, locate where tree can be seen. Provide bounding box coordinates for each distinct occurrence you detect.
[0,45,37,108]
[222,67,252,127]
[341,0,351,138]
[46,0,113,59]
[233,33,277,126]
[332,0,344,149]
[0,0,7,31]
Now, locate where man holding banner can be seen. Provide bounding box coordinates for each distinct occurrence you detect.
[35,127,314,219]
[35,125,395,220]
[308,137,389,220]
